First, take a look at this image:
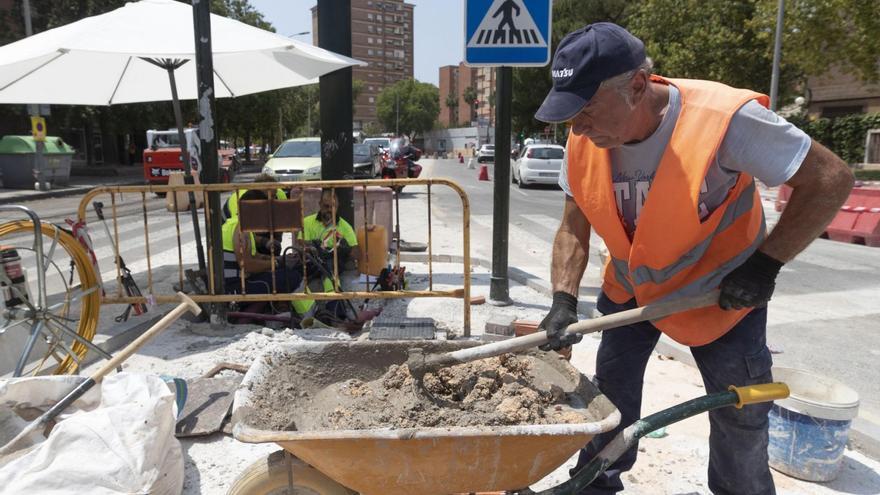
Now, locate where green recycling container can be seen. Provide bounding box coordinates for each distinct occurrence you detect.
[0,135,75,189]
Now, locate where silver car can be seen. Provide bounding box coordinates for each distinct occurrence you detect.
[512,144,565,188]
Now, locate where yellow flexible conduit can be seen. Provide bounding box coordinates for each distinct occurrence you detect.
[0,220,101,375]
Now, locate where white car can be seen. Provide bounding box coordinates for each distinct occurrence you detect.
[262,137,322,181]
[362,137,392,150]
[477,144,495,163]
[512,144,565,188]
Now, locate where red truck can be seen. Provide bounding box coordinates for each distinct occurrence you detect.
[143,129,237,185]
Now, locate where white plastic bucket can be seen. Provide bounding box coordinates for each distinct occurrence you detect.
[768,367,860,482]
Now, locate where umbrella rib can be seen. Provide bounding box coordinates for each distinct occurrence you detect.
[213,69,235,98]
[108,56,133,105]
[0,50,67,93]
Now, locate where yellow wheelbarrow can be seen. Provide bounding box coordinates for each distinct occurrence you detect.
[229,340,788,495]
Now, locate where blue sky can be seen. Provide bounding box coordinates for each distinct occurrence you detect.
[248,0,464,86]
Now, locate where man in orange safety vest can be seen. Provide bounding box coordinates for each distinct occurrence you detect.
[534,22,854,494]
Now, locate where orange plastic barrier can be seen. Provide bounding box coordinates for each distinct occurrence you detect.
[778,184,880,246]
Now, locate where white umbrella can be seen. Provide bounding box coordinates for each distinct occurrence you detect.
[0,0,363,105]
[0,0,363,287]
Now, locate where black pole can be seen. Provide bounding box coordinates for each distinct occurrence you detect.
[166,65,207,279]
[489,66,512,305]
[317,0,353,222]
[192,0,225,323]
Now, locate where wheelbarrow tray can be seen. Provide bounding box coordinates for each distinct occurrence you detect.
[232,340,619,495]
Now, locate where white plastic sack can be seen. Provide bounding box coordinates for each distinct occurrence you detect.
[0,373,183,495]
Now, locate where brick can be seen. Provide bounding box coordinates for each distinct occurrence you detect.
[513,319,572,361]
[484,314,516,336]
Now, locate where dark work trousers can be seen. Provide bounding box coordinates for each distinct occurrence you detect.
[572,292,775,495]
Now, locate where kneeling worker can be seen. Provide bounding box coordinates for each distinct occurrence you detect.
[222,189,302,298]
[293,188,360,318]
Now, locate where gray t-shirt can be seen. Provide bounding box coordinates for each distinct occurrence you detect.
[559,85,811,235]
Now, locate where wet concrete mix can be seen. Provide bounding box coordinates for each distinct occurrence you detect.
[246,347,603,432]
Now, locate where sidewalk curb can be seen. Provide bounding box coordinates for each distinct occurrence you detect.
[400,252,880,460]
[0,180,143,206]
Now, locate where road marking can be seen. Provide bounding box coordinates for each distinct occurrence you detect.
[512,186,528,197]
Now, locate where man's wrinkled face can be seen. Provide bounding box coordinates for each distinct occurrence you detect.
[568,86,636,149]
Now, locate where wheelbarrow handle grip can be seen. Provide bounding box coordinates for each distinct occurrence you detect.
[728,383,790,409]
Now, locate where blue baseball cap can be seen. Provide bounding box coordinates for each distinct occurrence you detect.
[535,23,646,123]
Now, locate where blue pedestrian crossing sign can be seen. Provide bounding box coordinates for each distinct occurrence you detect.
[464,0,552,66]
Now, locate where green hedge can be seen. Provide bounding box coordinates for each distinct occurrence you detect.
[855,169,880,181]
[788,112,880,164]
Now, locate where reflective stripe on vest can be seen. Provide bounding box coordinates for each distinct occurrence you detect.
[568,76,769,346]
[629,180,757,286]
[221,217,255,280]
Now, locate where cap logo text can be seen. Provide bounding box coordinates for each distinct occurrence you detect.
[552,68,574,78]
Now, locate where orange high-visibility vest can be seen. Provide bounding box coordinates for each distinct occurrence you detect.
[567,76,769,346]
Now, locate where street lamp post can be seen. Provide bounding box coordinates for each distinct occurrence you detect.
[769,0,785,111]
[290,30,314,136]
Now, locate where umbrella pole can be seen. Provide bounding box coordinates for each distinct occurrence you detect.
[166,66,207,279]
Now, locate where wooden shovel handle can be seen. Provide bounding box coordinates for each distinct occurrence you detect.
[426,291,719,370]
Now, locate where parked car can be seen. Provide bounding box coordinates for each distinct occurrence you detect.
[477,144,495,163]
[362,137,392,150]
[353,143,382,178]
[512,144,565,188]
[262,137,321,181]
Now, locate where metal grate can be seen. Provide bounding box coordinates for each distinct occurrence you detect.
[368,317,436,340]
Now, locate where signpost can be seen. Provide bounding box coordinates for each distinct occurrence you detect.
[464,0,552,305]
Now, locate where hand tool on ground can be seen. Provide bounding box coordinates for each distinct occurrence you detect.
[406,291,719,382]
[0,292,201,456]
[92,201,148,322]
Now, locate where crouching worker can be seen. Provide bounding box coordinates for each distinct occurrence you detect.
[292,188,360,320]
[222,173,287,221]
[222,189,303,316]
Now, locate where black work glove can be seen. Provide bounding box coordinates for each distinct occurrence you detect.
[718,250,784,310]
[539,292,582,351]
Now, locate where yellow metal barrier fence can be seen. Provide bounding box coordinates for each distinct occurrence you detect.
[77,178,472,334]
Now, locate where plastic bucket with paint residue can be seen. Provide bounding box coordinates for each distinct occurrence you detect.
[768,367,860,482]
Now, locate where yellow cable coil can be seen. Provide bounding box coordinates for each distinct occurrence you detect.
[0,220,101,375]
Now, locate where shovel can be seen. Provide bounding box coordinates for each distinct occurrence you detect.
[406,291,720,381]
[0,293,201,456]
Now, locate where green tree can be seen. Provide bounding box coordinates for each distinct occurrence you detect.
[628,0,880,103]
[376,79,439,139]
[462,86,478,125]
[363,121,383,137]
[511,0,638,136]
[445,94,459,125]
[510,0,880,138]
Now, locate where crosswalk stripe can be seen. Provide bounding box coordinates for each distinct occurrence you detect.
[520,214,560,235]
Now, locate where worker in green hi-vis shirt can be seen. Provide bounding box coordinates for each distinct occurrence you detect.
[293,189,360,319]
